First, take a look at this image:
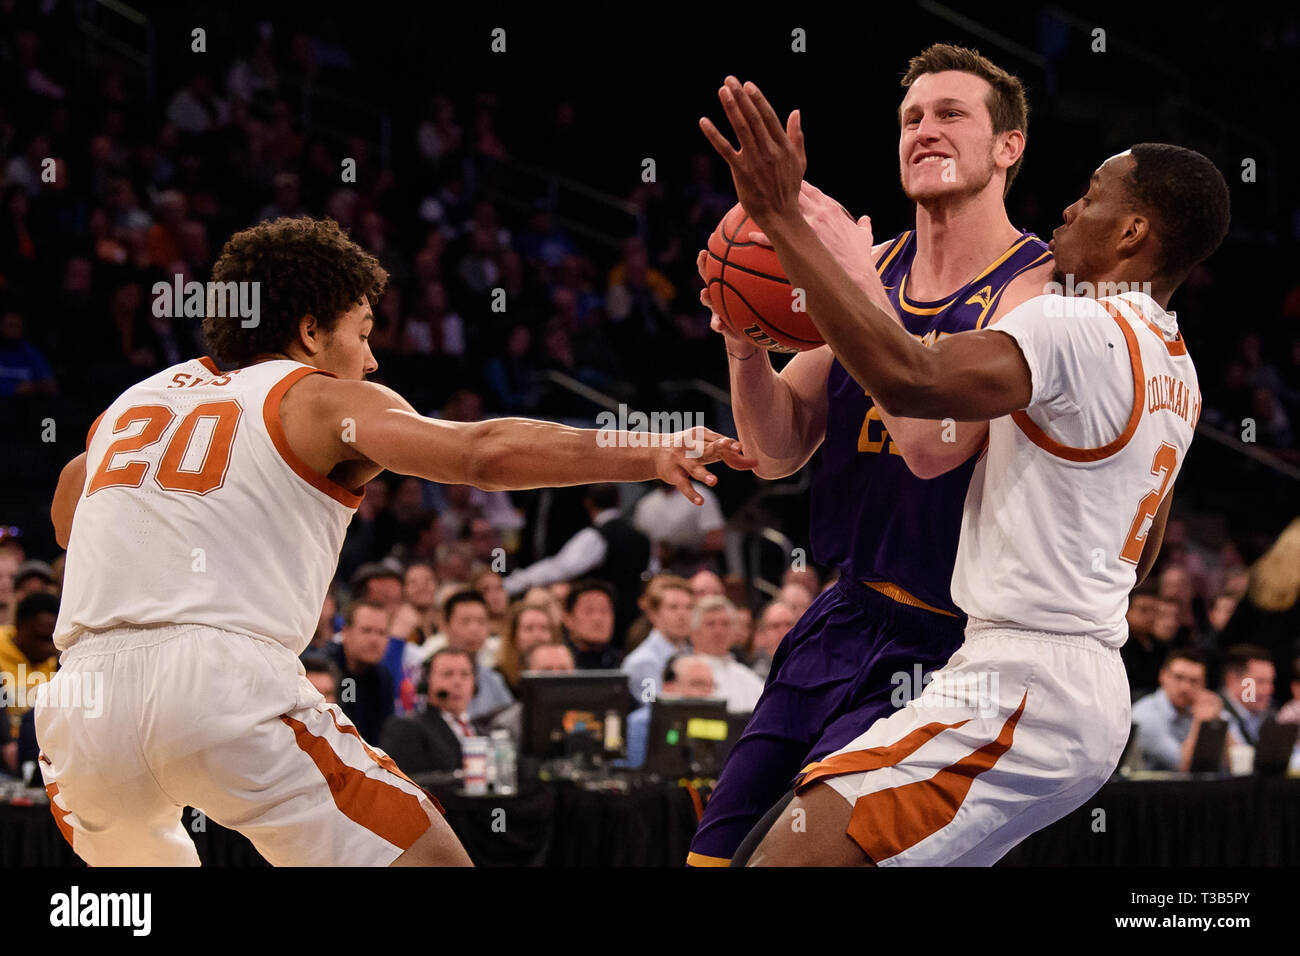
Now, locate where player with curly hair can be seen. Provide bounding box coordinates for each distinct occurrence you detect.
[39,216,755,867]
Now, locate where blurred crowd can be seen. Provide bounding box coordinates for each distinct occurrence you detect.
[2,6,1299,784]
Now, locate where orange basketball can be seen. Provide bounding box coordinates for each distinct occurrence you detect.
[703,202,824,353]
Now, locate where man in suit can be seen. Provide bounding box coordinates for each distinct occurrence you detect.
[1217,644,1278,747]
[380,648,483,775]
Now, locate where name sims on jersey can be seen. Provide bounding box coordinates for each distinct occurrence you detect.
[1147,373,1200,426]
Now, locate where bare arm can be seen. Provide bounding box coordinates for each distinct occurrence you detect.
[872,264,1053,477]
[763,211,1033,421]
[308,377,755,503]
[51,452,87,549]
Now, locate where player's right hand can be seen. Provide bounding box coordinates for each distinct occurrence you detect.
[697,249,760,357]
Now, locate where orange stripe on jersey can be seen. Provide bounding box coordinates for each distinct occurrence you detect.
[840,691,1028,863]
[262,367,364,508]
[85,409,107,452]
[1109,299,1188,356]
[198,355,220,374]
[1010,301,1146,462]
[795,713,974,790]
[280,714,434,849]
[325,709,446,815]
[44,781,76,850]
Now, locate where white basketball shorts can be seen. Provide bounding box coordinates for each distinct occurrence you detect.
[793,622,1130,866]
[35,623,442,866]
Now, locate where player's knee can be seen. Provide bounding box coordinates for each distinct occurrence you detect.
[746,787,869,867]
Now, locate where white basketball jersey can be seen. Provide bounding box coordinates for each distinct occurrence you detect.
[56,357,362,656]
[950,292,1199,646]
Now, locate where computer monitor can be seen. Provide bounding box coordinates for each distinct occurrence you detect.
[1188,718,1228,773]
[644,697,737,777]
[1254,720,1299,775]
[519,670,633,760]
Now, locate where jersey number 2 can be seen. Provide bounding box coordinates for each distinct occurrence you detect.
[87,401,243,496]
[1119,441,1178,565]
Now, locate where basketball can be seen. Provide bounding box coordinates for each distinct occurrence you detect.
[703,203,825,353]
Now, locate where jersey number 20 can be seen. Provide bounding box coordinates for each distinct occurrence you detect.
[86,401,243,496]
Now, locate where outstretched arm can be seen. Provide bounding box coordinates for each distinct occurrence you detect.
[315,378,756,503]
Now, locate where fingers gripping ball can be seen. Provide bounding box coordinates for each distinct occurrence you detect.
[703,203,824,353]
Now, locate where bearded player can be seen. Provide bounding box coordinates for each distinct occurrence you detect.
[708,70,1229,863]
[687,45,1053,865]
[38,216,756,867]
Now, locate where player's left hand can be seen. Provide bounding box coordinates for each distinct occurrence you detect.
[700,77,806,232]
[655,428,758,504]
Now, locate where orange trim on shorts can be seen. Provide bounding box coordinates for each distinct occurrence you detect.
[795,714,974,791]
[262,366,365,508]
[802,692,1028,863]
[686,851,732,867]
[862,580,960,619]
[44,781,76,850]
[325,709,446,815]
[1011,301,1145,462]
[281,714,434,850]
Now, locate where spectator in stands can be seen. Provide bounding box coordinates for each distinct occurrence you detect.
[748,599,798,681]
[350,562,404,613]
[621,574,693,701]
[0,591,59,774]
[495,600,563,695]
[1217,644,1278,747]
[308,588,339,650]
[632,481,725,576]
[473,566,509,639]
[782,566,822,599]
[690,569,724,599]
[13,560,56,600]
[389,561,439,642]
[1122,582,1168,697]
[689,595,763,713]
[1207,591,1241,640]
[563,579,623,670]
[301,651,341,703]
[502,484,650,643]
[623,653,717,769]
[0,308,56,396]
[779,581,814,619]
[437,589,514,723]
[323,600,394,742]
[379,648,484,775]
[0,538,23,624]
[1132,648,1215,771]
[1277,659,1300,724]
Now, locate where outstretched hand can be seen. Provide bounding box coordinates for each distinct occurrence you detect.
[700,77,806,233]
[655,427,758,504]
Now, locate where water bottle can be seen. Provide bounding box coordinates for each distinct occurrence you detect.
[491,729,517,795]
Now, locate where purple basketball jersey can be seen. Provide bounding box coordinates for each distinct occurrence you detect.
[808,229,1052,616]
